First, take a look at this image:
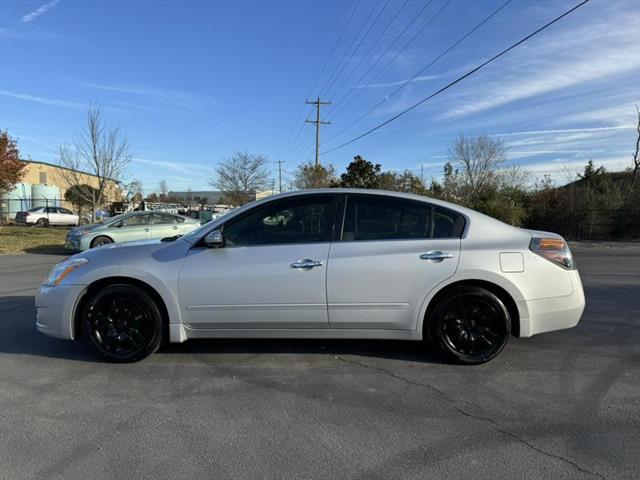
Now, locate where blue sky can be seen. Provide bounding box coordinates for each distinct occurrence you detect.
[1,0,638,193]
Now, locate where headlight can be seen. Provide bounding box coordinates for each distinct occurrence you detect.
[42,258,89,286]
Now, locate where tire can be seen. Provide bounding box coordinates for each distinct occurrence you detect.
[91,236,113,248]
[35,218,48,227]
[428,286,510,364]
[81,284,163,362]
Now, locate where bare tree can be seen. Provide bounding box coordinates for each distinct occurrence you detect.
[127,179,144,202]
[58,105,132,222]
[159,179,168,196]
[499,164,529,190]
[293,162,336,189]
[210,151,270,206]
[449,135,506,204]
[631,105,640,187]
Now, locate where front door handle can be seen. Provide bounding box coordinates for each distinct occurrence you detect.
[419,251,454,262]
[291,259,324,270]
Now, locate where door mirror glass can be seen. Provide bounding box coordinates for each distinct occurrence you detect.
[204,230,223,248]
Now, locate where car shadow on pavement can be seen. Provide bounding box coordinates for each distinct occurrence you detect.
[0,295,447,364]
[161,337,448,364]
[23,245,70,255]
[0,295,100,362]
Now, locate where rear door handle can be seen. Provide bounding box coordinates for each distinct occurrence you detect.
[420,251,454,262]
[291,259,324,270]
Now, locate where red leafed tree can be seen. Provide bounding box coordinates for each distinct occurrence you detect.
[0,131,26,193]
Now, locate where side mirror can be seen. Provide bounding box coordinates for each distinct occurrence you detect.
[204,230,224,248]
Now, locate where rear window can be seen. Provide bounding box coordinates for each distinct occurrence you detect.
[433,206,465,238]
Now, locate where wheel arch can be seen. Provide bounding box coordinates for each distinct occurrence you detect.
[73,276,170,340]
[418,276,524,339]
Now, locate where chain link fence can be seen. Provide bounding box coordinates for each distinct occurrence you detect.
[0,198,91,224]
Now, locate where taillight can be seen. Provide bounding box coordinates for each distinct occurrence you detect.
[530,237,574,269]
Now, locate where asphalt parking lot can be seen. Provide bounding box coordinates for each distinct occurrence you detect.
[1,244,639,480]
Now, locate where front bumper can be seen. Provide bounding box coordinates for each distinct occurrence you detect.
[518,269,586,337]
[65,235,90,251]
[35,284,86,340]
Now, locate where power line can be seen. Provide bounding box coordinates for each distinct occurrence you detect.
[327,0,410,111]
[326,0,510,140]
[276,1,361,163]
[323,0,592,155]
[287,1,384,166]
[319,0,383,99]
[323,0,393,100]
[325,0,442,123]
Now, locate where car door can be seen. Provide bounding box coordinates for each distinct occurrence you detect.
[179,194,338,329]
[148,213,180,239]
[110,213,151,243]
[45,207,61,225]
[327,194,463,330]
[58,207,78,225]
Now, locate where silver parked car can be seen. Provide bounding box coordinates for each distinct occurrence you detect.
[36,189,585,364]
[65,211,200,251]
[15,206,80,226]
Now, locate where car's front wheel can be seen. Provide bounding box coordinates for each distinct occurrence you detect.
[91,236,113,248]
[35,218,48,227]
[81,284,163,362]
[429,286,510,364]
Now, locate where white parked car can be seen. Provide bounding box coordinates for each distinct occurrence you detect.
[15,206,79,226]
[35,189,585,364]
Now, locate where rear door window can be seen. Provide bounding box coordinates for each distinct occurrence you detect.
[342,195,431,241]
[341,195,465,241]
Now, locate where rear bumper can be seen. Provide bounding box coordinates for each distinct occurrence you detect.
[35,284,85,340]
[518,269,585,337]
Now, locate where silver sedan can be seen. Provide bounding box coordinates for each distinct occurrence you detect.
[36,189,585,364]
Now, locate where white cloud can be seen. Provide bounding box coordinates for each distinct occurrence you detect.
[1,90,86,109]
[444,5,640,118]
[134,158,213,175]
[21,0,60,23]
[495,125,634,138]
[357,75,439,89]
[70,80,216,109]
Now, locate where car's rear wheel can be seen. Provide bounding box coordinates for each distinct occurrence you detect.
[81,284,163,362]
[35,218,48,227]
[429,286,510,364]
[91,236,113,248]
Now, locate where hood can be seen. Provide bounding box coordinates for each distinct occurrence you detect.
[70,222,106,234]
[76,238,180,261]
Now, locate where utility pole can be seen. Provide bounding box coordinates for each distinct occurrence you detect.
[274,160,284,193]
[305,97,331,166]
[420,164,424,184]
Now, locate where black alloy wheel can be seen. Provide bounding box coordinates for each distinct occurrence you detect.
[82,284,163,362]
[430,286,510,364]
[36,218,48,227]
